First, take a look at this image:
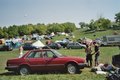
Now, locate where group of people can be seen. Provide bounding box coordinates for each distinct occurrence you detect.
[85,42,100,67]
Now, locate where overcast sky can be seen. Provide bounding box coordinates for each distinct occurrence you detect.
[0,0,120,27]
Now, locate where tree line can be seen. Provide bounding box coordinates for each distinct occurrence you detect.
[79,12,120,30]
[0,22,76,38]
[0,12,120,38]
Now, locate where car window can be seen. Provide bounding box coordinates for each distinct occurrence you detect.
[27,52,35,58]
[76,43,79,45]
[47,51,54,58]
[73,43,75,45]
[43,50,54,58]
[34,52,42,58]
[27,51,43,58]
[51,50,63,57]
[69,43,72,45]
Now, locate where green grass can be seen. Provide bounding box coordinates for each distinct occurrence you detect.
[0,73,106,80]
[0,29,120,80]
[50,29,120,42]
[0,47,119,80]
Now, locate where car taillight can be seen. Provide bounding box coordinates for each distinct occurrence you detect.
[6,61,9,66]
[6,61,11,66]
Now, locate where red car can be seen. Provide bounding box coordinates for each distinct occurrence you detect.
[5,49,86,75]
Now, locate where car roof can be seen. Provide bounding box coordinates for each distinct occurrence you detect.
[22,49,54,58]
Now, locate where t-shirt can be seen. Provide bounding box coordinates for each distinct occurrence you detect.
[95,45,99,52]
[85,47,92,54]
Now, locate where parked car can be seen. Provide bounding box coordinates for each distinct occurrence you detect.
[0,45,13,51]
[47,43,61,49]
[5,49,86,75]
[55,38,70,48]
[67,42,86,49]
[23,43,38,50]
[44,35,53,40]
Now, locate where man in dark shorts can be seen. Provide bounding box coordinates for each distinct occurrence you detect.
[93,42,100,66]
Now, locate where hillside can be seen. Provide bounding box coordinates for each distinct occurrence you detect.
[51,29,120,42]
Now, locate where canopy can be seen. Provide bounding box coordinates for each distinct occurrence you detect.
[81,37,93,45]
[32,40,45,48]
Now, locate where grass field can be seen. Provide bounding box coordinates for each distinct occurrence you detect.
[0,29,120,80]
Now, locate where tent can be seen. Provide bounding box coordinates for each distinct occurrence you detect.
[81,37,93,45]
[32,40,45,48]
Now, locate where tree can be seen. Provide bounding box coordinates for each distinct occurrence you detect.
[79,22,88,28]
[62,22,76,33]
[0,28,4,38]
[47,23,64,34]
[111,22,120,30]
[26,24,34,34]
[115,12,120,23]
[18,25,29,36]
[35,23,47,35]
[7,25,19,38]
[2,27,8,38]
[88,18,111,30]
[113,12,120,30]
[88,19,96,30]
[94,18,111,30]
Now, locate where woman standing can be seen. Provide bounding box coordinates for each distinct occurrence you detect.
[85,44,93,67]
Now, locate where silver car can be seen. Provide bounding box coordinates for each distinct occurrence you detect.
[67,42,86,49]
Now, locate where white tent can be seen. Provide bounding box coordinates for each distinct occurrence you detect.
[32,40,45,48]
[81,37,93,45]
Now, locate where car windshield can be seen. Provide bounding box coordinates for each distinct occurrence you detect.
[51,50,63,57]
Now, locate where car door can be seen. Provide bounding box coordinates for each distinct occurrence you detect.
[26,51,47,71]
[70,43,74,49]
[72,43,76,49]
[43,50,64,71]
[76,43,81,49]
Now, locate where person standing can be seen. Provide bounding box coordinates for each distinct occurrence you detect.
[93,42,100,66]
[19,45,23,58]
[85,44,93,67]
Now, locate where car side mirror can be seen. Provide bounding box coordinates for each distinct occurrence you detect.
[53,55,57,58]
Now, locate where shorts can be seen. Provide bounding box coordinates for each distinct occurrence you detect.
[86,54,92,61]
[95,53,99,62]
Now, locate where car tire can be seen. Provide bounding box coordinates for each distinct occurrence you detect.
[67,47,71,49]
[19,66,31,75]
[66,63,79,74]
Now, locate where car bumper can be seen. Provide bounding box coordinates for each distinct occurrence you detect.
[5,66,18,71]
[78,63,87,69]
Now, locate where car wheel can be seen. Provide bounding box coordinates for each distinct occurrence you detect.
[66,63,78,74]
[67,47,71,49]
[19,66,31,75]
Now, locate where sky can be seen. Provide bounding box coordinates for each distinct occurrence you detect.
[0,0,120,27]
